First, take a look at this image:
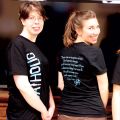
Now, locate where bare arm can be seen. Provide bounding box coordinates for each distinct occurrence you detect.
[58,72,64,91]
[48,88,55,120]
[14,75,49,120]
[97,72,109,108]
[112,84,120,120]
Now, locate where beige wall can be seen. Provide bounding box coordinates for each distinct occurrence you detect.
[0,0,120,45]
[77,3,120,46]
[0,0,21,38]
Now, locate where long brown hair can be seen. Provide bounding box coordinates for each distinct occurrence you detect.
[64,10,96,47]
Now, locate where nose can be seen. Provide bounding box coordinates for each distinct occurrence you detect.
[34,18,40,24]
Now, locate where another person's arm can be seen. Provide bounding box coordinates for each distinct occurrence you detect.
[48,88,55,119]
[14,75,49,120]
[112,84,120,120]
[97,72,109,108]
[58,71,64,91]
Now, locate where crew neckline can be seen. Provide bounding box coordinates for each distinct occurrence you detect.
[18,35,35,43]
[74,42,92,46]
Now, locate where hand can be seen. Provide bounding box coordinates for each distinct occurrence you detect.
[48,107,55,120]
[41,110,50,120]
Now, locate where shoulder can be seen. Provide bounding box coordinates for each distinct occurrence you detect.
[87,45,102,53]
[12,35,25,45]
[9,35,26,49]
[58,47,69,55]
[83,45,105,67]
[81,44,103,58]
[75,42,102,55]
[7,36,27,54]
[58,43,103,57]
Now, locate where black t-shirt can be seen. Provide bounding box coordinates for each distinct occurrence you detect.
[6,35,49,120]
[57,42,107,117]
[112,54,120,85]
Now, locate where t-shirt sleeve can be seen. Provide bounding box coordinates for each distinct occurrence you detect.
[7,41,28,75]
[112,54,120,85]
[90,48,107,75]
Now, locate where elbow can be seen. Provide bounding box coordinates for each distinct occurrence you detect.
[58,84,64,91]
[14,76,31,94]
[15,81,30,94]
[16,84,28,94]
[102,87,109,94]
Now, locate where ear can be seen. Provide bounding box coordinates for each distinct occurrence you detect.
[20,18,26,26]
[76,28,82,36]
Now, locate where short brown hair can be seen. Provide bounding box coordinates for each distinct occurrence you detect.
[19,1,47,21]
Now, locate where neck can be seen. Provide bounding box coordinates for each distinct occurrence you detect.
[20,30,37,42]
[74,35,83,43]
[75,35,90,45]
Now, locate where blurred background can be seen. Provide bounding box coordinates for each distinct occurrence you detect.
[0,0,120,94]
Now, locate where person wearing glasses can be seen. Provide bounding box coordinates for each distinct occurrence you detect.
[57,10,109,120]
[6,1,55,120]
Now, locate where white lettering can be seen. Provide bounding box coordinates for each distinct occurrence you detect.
[27,52,35,60]
[26,52,42,96]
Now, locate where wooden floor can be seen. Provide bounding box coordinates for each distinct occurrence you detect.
[0,90,112,120]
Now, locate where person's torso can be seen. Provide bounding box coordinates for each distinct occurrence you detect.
[58,42,106,117]
[7,35,49,120]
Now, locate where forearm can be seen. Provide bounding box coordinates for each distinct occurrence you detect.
[97,73,109,108]
[14,75,47,113]
[19,84,48,113]
[112,85,120,120]
[47,87,55,119]
[49,88,55,109]
[58,72,64,91]
[112,94,120,120]
[99,89,109,108]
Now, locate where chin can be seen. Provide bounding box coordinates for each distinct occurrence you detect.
[92,40,97,44]
[33,31,41,35]
[33,29,42,34]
